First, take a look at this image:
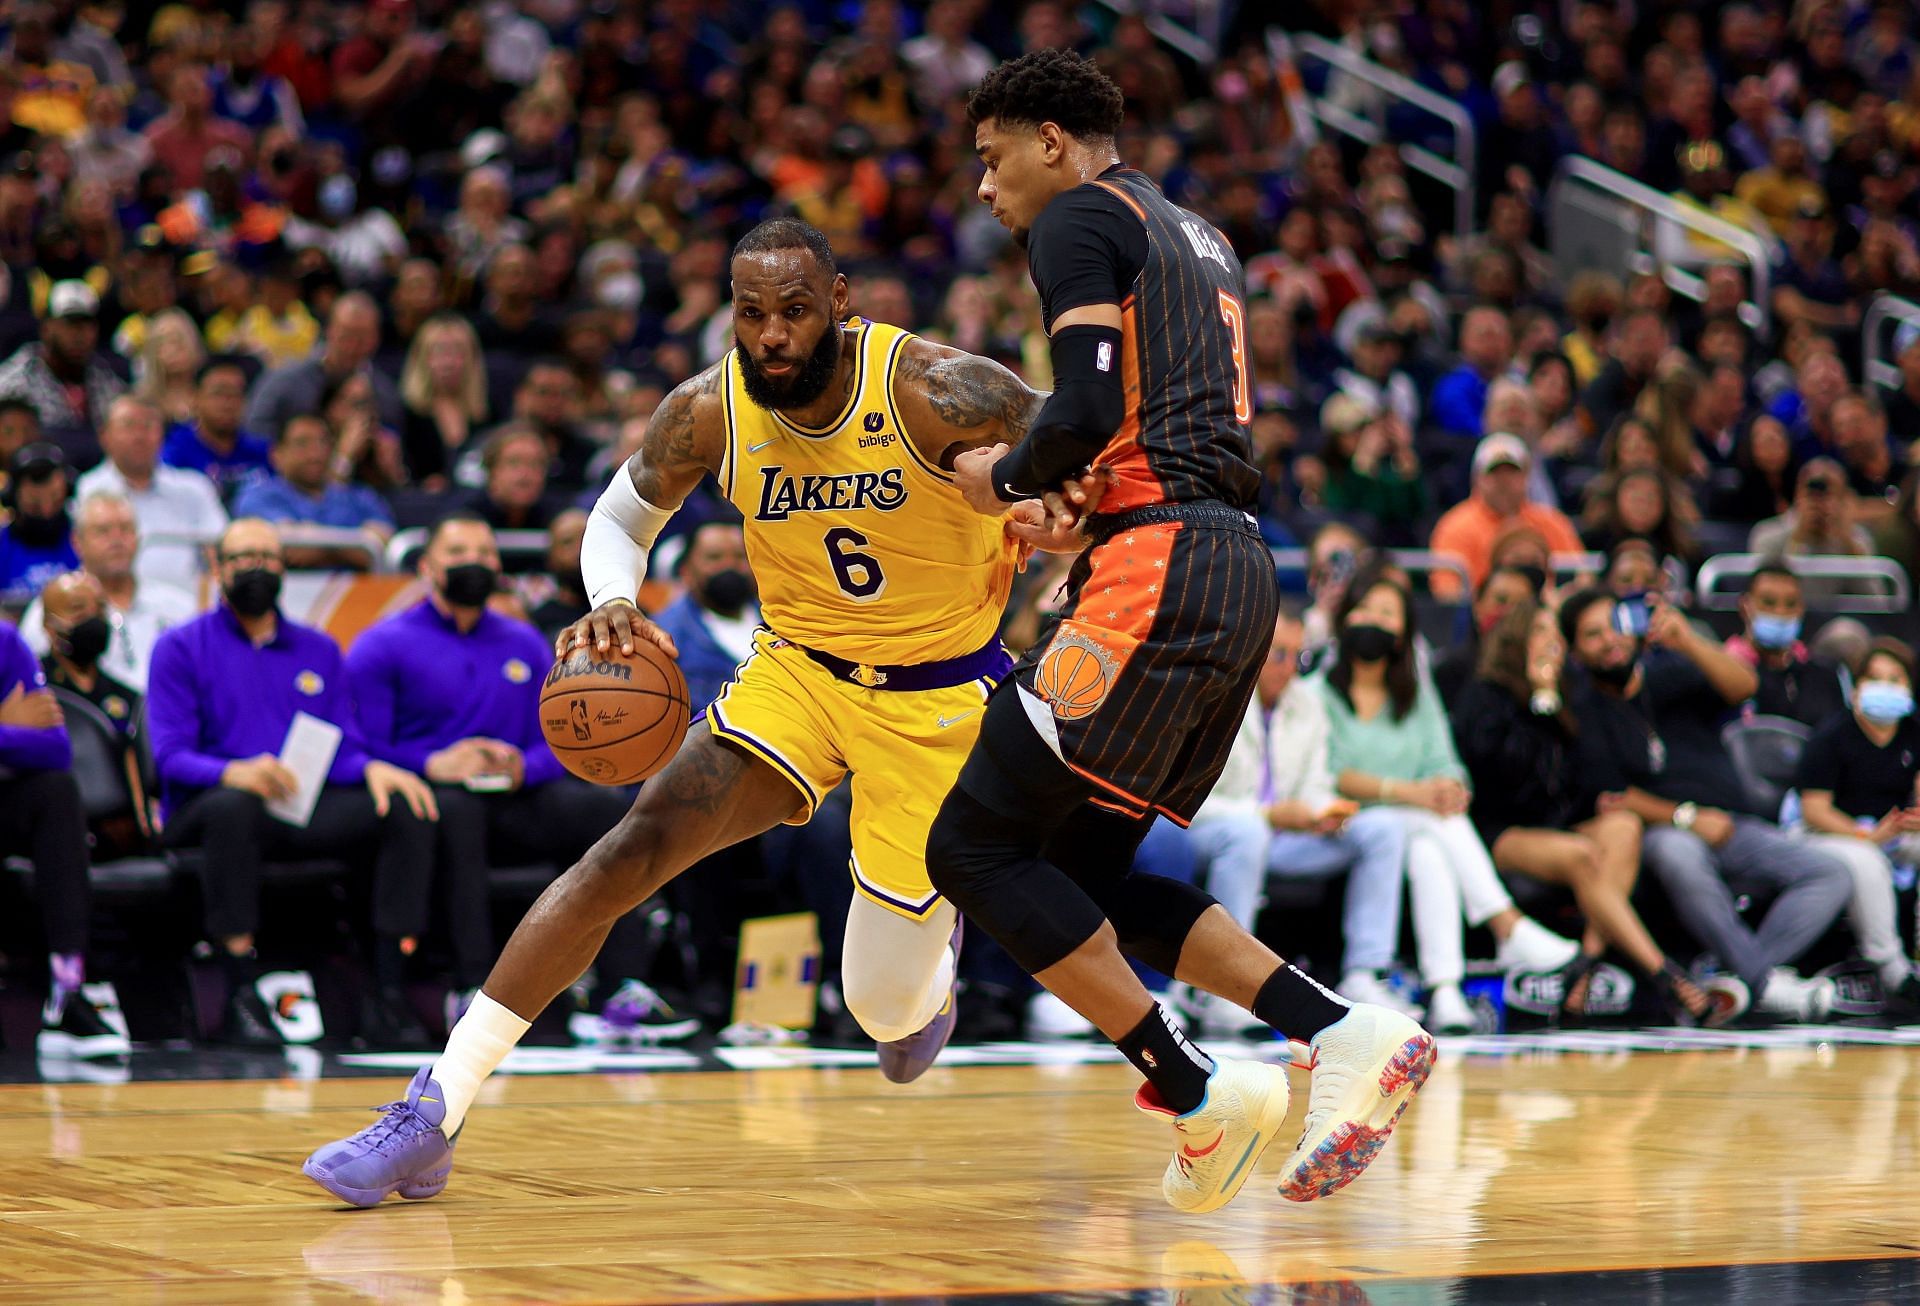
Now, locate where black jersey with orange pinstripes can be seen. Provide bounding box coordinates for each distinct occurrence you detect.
[1023,166,1261,516]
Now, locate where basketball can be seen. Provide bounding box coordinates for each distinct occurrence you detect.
[539,641,691,786]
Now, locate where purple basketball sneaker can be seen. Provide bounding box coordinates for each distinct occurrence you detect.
[302,1067,457,1208]
[876,919,961,1084]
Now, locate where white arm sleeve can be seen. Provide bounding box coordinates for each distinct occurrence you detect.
[582,466,676,609]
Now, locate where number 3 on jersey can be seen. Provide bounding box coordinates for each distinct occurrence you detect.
[825,527,886,600]
[1217,291,1253,424]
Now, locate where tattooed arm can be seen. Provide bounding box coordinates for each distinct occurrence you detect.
[891,338,1046,471]
[894,339,1109,544]
[624,361,729,505]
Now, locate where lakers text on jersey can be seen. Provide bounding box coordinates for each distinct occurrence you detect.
[716,316,1016,668]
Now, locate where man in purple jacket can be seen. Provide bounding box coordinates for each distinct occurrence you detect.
[0,619,124,1056]
[346,514,631,1019]
[146,518,440,1048]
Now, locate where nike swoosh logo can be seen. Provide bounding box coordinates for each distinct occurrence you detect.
[748,437,781,453]
[1180,1132,1226,1160]
[937,711,976,729]
[418,1096,440,1103]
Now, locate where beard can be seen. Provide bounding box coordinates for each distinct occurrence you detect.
[736,325,842,412]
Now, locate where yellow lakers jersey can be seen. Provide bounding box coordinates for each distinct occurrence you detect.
[718,317,1016,666]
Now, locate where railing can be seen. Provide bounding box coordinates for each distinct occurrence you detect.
[1552,551,1606,581]
[384,528,551,572]
[1276,32,1477,241]
[1087,0,1223,63]
[1273,547,1471,595]
[1547,156,1774,339]
[1694,552,1911,613]
[145,524,385,573]
[1862,292,1920,393]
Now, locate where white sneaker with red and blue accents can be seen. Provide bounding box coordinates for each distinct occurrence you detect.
[1277,1003,1436,1202]
[1136,1057,1292,1214]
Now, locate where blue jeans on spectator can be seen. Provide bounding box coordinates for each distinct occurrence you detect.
[1266,806,1408,976]
[1184,807,1271,930]
[1642,817,1853,994]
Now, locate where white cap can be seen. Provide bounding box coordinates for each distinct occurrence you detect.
[460,128,509,171]
[1492,61,1531,100]
[1473,432,1531,476]
[1320,392,1378,437]
[47,279,98,319]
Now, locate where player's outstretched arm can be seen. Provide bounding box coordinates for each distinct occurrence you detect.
[568,364,728,660]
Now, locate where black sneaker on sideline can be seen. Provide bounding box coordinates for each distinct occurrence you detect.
[38,989,131,1058]
[217,987,284,1048]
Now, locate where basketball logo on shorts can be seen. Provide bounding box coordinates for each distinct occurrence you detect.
[1035,631,1116,721]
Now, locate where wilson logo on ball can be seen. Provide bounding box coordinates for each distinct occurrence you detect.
[1035,631,1117,721]
[545,656,633,688]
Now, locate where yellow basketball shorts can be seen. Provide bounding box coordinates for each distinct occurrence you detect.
[706,629,1000,920]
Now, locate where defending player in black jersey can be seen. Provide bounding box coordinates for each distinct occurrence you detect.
[927,49,1435,1213]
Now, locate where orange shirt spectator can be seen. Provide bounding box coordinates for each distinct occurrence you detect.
[1428,434,1584,598]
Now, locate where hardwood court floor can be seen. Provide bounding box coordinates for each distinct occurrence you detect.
[0,1042,1916,1304]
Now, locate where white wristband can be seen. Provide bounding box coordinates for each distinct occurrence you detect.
[582,465,675,609]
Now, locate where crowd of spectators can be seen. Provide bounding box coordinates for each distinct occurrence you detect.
[5,0,1920,1055]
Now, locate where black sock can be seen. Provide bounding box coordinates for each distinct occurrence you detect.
[1117,1003,1214,1115]
[373,935,410,992]
[1252,963,1351,1041]
[221,947,260,992]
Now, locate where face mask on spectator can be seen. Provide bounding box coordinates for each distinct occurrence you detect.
[224,568,282,618]
[700,568,755,617]
[441,562,498,608]
[1859,681,1914,723]
[1340,623,1398,663]
[1750,613,1801,650]
[58,615,110,665]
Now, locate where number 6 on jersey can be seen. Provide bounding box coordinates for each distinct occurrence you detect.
[825,527,887,600]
